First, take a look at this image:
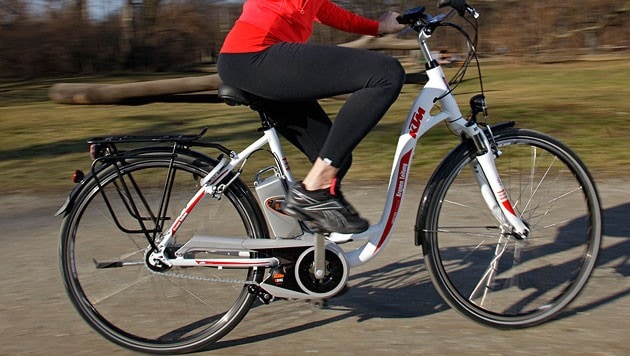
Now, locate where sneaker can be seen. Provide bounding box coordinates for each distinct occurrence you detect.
[283,181,369,234]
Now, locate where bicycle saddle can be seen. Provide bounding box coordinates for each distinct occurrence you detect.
[218,84,265,110]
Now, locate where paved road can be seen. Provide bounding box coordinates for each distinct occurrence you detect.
[1,181,628,355]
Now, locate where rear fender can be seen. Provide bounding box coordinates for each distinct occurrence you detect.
[54,146,217,217]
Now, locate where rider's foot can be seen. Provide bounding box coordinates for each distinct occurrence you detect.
[283,181,369,234]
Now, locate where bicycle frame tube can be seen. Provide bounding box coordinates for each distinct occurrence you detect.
[333,30,528,265]
[222,129,296,183]
[334,64,470,267]
[155,30,528,269]
[155,127,295,255]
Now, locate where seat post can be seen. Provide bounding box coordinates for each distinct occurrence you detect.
[257,109,276,131]
[217,84,277,130]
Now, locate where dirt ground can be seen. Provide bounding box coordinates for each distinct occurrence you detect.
[0,180,627,355]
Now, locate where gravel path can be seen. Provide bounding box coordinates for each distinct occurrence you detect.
[1,180,627,355]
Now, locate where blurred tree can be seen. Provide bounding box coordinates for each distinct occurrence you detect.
[74,0,87,20]
[121,0,163,69]
[0,0,27,23]
[1,0,629,78]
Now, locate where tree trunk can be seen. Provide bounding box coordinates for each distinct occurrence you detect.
[49,75,222,104]
[48,35,424,105]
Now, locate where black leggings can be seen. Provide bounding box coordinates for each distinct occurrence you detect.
[217,42,405,177]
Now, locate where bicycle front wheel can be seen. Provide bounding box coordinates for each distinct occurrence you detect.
[418,126,602,328]
[59,149,268,353]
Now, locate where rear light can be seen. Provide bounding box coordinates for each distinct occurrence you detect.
[72,170,85,183]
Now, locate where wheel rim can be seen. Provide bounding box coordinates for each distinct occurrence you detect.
[60,158,265,352]
[427,132,601,325]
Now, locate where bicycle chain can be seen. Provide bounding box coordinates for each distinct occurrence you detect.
[149,268,261,286]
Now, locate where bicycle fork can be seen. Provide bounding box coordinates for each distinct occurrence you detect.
[464,123,530,239]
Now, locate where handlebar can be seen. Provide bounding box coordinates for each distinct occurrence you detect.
[438,0,479,18]
[396,1,482,96]
[437,0,466,15]
[396,1,479,31]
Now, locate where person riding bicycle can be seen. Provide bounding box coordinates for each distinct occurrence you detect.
[217,0,406,234]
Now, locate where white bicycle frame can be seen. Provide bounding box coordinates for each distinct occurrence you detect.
[150,21,529,274]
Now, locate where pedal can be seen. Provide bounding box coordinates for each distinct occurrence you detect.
[248,285,274,304]
[302,222,353,244]
[325,233,353,244]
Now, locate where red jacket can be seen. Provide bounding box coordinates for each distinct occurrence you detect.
[221,0,379,53]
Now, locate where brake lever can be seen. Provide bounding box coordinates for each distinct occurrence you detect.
[437,0,480,19]
[465,5,480,19]
[397,27,416,37]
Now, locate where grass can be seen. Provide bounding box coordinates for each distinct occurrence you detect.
[1,59,629,194]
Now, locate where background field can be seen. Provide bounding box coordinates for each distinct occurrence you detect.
[1,59,629,194]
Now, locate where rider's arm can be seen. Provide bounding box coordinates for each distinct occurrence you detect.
[315,1,379,36]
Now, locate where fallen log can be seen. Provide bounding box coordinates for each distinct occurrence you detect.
[49,36,422,105]
[49,74,222,105]
[339,34,418,50]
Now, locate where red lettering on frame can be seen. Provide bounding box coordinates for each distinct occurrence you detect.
[409,107,425,138]
[376,149,413,252]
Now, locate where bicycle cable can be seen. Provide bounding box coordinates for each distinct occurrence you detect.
[435,13,485,108]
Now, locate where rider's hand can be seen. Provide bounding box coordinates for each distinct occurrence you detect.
[377,11,405,35]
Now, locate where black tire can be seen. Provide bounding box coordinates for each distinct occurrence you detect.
[418,127,602,328]
[59,148,268,353]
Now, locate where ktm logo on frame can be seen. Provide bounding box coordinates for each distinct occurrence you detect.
[409,107,425,138]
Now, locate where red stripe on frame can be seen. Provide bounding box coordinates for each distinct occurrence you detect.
[377,150,413,252]
[195,260,268,266]
[502,200,516,216]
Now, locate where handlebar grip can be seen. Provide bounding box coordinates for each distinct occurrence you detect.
[396,6,426,25]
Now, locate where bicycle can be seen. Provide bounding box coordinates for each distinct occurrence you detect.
[57,1,602,354]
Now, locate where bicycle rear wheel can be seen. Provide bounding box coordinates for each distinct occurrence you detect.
[418,126,602,328]
[59,149,268,353]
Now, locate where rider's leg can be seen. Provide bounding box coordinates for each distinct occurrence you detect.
[218,43,404,232]
[303,158,338,190]
[262,100,352,180]
[262,101,365,232]
[218,43,405,169]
